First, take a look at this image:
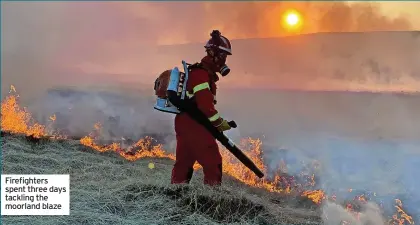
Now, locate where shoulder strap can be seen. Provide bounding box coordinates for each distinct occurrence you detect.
[187,62,204,71]
[187,62,219,82]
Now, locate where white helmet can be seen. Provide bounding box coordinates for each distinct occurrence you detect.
[204,30,232,56]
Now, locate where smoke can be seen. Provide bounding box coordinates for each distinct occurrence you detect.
[217,88,420,222]
[26,87,176,145]
[322,201,385,225]
[316,2,412,32]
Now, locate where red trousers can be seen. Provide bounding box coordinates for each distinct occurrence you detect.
[171,113,223,186]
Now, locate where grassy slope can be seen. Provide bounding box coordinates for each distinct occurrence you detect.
[1,132,321,225]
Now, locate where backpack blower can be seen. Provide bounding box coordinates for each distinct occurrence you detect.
[153,61,264,179]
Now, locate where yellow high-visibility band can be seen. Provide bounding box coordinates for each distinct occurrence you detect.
[209,113,220,122]
[193,82,210,94]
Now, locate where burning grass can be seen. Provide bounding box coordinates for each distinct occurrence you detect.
[1,85,416,225]
[0,132,313,225]
[1,94,46,138]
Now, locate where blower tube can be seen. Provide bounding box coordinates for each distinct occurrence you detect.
[167,90,265,178]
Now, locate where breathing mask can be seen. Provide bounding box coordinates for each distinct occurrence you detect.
[219,64,230,76]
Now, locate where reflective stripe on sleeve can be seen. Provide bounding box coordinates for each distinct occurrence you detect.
[193,82,210,94]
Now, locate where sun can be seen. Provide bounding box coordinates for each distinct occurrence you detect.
[286,13,299,26]
[282,10,302,30]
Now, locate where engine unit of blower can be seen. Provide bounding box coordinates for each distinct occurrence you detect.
[153,60,190,114]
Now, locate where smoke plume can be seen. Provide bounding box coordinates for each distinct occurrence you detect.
[322,201,385,225]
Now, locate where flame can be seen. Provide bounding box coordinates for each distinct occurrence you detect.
[389,199,415,225]
[357,194,368,203]
[1,86,46,138]
[302,190,326,204]
[79,122,175,161]
[1,86,321,200]
[339,197,415,225]
[1,85,66,139]
[0,85,417,225]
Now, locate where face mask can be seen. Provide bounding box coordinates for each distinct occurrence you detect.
[219,64,230,76]
[214,52,230,76]
[202,55,231,77]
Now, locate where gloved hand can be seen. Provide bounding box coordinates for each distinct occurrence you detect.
[216,119,231,132]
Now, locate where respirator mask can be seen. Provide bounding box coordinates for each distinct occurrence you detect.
[215,52,230,77]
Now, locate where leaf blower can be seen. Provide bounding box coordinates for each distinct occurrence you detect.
[153,61,264,178]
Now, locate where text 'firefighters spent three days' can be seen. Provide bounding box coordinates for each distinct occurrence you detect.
[1,174,70,215]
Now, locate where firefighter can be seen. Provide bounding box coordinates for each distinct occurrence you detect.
[171,30,233,186]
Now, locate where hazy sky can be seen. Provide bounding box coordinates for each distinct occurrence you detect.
[358,2,420,28]
[2,1,420,96]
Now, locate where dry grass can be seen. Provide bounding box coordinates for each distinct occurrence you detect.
[1,132,321,225]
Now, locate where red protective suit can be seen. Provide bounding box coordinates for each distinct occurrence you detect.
[171,62,224,186]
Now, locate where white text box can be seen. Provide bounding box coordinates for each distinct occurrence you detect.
[1,174,70,215]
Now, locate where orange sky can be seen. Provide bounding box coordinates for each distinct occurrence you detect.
[2,1,420,94]
[2,1,419,45]
[362,1,420,27]
[144,1,420,45]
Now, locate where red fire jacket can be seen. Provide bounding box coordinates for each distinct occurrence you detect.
[184,67,223,127]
